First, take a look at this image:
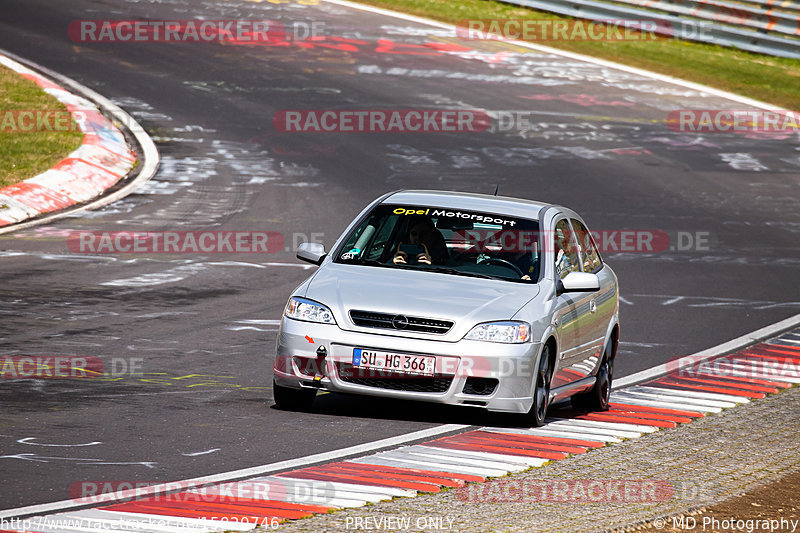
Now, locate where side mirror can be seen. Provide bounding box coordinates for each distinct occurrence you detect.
[556,272,600,296]
[297,242,327,266]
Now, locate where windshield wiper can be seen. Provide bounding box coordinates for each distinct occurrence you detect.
[416,266,500,280]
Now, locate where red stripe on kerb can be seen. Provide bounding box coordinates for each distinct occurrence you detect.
[426,439,567,460]
[609,402,705,418]
[276,469,441,492]
[441,432,587,454]
[662,375,778,393]
[308,463,461,487]
[157,495,334,513]
[466,430,595,452]
[564,412,676,428]
[341,460,484,482]
[652,379,765,398]
[679,368,792,389]
[603,408,693,424]
[102,501,294,521]
[116,496,313,518]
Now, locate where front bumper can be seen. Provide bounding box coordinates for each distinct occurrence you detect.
[272,316,541,414]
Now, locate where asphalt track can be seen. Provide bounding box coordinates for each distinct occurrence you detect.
[0,0,798,511]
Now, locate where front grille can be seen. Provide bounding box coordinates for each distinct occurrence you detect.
[349,310,453,334]
[335,362,453,393]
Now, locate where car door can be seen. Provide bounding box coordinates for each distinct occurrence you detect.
[550,217,588,388]
[571,218,614,365]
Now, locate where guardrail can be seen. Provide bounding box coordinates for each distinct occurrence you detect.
[497,0,800,58]
[623,0,800,37]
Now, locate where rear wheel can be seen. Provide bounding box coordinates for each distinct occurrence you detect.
[571,345,612,411]
[273,380,316,411]
[523,344,553,427]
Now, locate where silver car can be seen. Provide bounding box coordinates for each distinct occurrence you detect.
[272,190,619,426]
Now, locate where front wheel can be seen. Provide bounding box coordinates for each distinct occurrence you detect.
[273,380,316,411]
[522,344,553,427]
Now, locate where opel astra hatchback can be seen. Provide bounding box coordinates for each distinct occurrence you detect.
[272,190,619,426]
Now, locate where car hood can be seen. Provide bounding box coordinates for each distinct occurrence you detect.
[303,262,540,340]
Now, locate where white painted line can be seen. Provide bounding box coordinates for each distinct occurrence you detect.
[394,446,528,471]
[376,450,511,476]
[550,418,658,433]
[544,420,643,439]
[610,391,725,412]
[408,445,547,467]
[348,455,493,477]
[487,426,621,443]
[636,385,750,404]
[609,393,722,413]
[359,454,505,477]
[0,424,466,519]
[619,388,738,408]
[616,314,800,388]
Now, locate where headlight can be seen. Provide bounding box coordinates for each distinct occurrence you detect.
[464,321,530,343]
[284,297,336,324]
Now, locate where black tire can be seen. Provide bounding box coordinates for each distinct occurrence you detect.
[523,343,554,427]
[273,379,316,411]
[571,345,612,412]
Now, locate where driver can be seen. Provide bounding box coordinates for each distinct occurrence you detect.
[393,217,448,265]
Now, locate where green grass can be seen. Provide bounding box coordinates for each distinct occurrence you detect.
[0,65,84,188]
[356,0,800,109]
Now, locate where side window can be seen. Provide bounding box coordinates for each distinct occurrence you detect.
[571,219,603,273]
[365,215,399,260]
[553,219,580,279]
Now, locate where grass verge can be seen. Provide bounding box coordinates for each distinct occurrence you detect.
[353,0,800,109]
[0,65,84,189]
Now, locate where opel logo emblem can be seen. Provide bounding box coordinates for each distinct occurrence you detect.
[392,315,409,330]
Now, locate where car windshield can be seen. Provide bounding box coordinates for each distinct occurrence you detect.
[334,204,540,282]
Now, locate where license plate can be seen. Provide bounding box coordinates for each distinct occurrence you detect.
[352,348,436,376]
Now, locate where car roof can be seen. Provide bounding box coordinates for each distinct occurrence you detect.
[382,190,552,220]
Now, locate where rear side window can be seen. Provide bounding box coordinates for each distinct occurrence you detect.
[571,219,603,273]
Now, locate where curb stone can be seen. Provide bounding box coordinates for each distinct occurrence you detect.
[0,50,159,233]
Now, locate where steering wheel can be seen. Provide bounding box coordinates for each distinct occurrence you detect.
[477,257,524,277]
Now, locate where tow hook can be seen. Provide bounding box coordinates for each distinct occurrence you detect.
[311,345,327,387]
